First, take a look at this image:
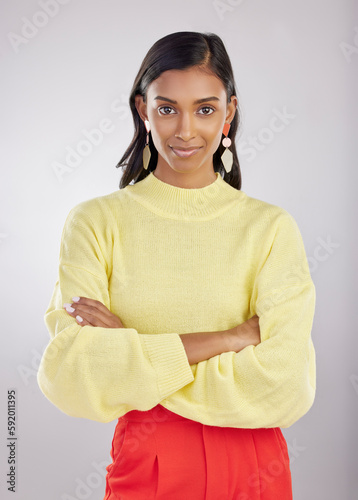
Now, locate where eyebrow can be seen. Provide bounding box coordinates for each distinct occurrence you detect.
[154,95,220,105]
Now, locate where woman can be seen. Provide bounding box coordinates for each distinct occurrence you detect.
[37,31,316,499]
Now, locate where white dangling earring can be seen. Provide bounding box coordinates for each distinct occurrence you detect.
[143,120,151,170]
[221,122,233,173]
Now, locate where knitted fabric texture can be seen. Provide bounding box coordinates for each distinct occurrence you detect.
[37,171,316,428]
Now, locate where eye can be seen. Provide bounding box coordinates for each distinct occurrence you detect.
[158,106,175,115]
[198,106,215,115]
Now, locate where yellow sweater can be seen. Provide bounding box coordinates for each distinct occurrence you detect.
[37,171,316,428]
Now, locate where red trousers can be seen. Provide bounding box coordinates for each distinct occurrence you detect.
[104,404,292,500]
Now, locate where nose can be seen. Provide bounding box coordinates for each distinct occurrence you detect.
[175,112,197,142]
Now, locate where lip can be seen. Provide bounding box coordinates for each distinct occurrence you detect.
[170,147,201,158]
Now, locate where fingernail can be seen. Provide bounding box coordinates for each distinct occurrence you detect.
[65,306,75,313]
[72,297,80,302]
[63,303,72,308]
[76,315,83,322]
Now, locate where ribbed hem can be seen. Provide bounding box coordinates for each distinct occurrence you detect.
[124,171,245,220]
[139,333,195,399]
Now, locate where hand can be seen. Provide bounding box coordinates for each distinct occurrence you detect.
[63,297,124,328]
[229,314,261,353]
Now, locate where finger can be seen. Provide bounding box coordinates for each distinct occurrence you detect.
[75,309,109,328]
[72,305,112,327]
[63,306,95,327]
[72,297,111,315]
[63,303,97,327]
[64,299,112,327]
[72,297,113,328]
[65,297,125,329]
[65,306,109,328]
[75,315,92,327]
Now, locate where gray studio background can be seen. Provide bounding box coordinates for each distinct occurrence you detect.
[1,0,357,498]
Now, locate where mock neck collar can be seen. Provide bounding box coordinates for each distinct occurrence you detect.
[123,171,245,220]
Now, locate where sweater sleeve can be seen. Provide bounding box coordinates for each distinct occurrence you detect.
[163,210,316,429]
[37,203,194,423]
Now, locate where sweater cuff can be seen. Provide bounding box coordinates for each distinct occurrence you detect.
[139,333,195,399]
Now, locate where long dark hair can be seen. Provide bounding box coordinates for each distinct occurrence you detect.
[116,31,242,190]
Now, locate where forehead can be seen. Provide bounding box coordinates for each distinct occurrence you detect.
[147,67,226,101]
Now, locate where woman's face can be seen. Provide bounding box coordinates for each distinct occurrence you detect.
[135,66,237,181]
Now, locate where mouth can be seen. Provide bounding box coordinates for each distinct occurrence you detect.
[170,147,202,158]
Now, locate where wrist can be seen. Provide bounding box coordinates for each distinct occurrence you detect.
[226,325,246,353]
[223,327,239,353]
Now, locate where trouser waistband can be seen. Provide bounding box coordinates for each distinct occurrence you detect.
[121,404,193,423]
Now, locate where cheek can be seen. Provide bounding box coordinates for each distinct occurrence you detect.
[150,122,170,147]
[206,131,222,152]
[150,130,168,154]
[199,121,223,150]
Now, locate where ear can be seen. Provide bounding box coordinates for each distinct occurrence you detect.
[225,95,238,124]
[135,95,148,123]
